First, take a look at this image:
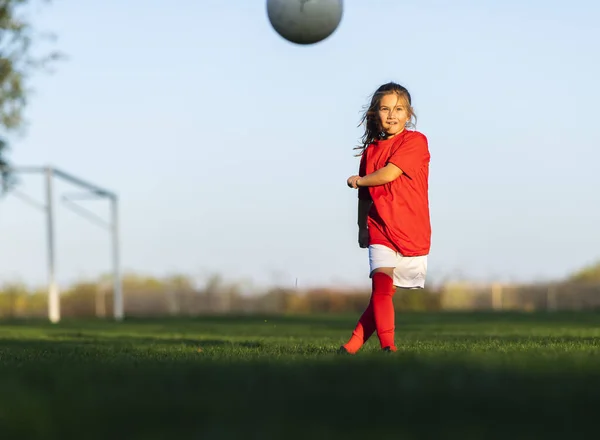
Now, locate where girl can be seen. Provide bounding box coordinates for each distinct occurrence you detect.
[341,82,431,354]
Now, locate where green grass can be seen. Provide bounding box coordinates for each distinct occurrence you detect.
[1,312,600,439]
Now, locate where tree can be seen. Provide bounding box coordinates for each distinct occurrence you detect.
[0,0,61,193]
[568,261,600,283]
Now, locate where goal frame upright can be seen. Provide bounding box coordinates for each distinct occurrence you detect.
[1,165,123,323]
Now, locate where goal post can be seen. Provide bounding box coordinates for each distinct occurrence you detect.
[1,165,123,322]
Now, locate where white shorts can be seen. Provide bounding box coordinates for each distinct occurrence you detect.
[368,244,427,289]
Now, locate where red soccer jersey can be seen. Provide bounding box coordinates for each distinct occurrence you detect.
[358,129,431,256]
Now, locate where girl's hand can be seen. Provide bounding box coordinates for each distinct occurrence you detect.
[358,227,369,248]
[347,175,361,189]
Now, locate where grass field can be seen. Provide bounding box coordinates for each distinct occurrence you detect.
[1,312,600,439]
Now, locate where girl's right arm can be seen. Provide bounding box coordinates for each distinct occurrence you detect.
[357,151,371,229]
[358,198,371,229]
[356,150,371,247]
[357,198,371,248]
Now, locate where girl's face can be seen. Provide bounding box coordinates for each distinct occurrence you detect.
[377,93,411,138]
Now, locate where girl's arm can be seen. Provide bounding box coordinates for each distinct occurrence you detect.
[358,198,372,229]
[357,163,403,187]
[357,198,371,248]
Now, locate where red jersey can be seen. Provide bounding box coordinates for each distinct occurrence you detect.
[358,130,431,256]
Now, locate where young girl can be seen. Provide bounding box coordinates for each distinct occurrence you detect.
[341,82,431,354]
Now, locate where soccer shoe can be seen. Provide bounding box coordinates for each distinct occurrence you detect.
[337,346,352,355]
[382,346,397,353]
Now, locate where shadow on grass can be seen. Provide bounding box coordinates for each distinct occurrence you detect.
[0,336,599,440]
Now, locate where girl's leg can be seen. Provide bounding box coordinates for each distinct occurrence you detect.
[342,266,396,353]
[370,268,396,351]
[342,299,376,354]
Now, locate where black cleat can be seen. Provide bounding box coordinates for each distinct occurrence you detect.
[337,346,351,355]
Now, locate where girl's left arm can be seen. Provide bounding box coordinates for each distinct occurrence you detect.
[357,163,403,187]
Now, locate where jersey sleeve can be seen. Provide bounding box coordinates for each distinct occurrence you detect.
[387,132,430,179]
[357,150,371,200]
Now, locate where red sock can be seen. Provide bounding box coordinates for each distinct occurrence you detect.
[342,301,376,354]
[343,272,396,353]
[371,272,396,350]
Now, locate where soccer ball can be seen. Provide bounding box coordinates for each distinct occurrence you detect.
[266,0,344,45]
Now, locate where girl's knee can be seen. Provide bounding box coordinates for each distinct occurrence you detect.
[371,267,395,279]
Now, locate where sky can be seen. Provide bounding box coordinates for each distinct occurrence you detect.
[1,0,599,291]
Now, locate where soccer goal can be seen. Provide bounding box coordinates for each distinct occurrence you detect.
[1,165,123,323]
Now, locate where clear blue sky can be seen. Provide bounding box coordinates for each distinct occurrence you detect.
[1,0,599,290]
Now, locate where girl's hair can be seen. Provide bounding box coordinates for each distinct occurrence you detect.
[354,82,416,156]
